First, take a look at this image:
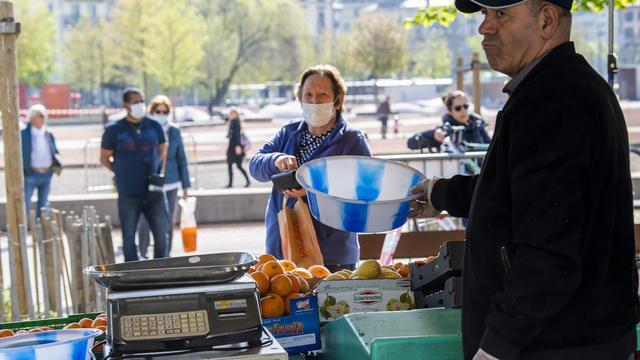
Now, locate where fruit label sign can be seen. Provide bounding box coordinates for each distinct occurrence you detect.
[353,289,383,305]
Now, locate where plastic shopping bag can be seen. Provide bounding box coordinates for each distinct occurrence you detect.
[278,197,324,268]
[179,197,198,252]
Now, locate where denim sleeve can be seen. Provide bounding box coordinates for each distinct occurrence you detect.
[249,126,287,182]
[175,130,191,189]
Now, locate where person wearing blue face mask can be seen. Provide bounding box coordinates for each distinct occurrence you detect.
[136,95,191,258]
[249,64,372,272]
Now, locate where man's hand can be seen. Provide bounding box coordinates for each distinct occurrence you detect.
[472,349,499,360]
[100,148,114,173]
[408,177,441,218]
[275,155,299,172]
[182,188,189,199]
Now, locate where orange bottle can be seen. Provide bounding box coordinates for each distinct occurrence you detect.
[181,227,197,252]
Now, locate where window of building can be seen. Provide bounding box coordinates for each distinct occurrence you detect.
[625,10,633,22]
[624,27,634,39]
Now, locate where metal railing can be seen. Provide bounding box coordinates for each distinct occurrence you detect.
[377,151,486,178]
[83,133,225,192]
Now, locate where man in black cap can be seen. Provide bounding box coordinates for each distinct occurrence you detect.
[410,0,639,359]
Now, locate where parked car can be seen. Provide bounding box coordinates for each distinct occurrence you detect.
[173,106,225,125]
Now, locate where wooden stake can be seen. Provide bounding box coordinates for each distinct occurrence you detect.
[456,57,464,91]
[472,52,482,115]
[0,0,28,316]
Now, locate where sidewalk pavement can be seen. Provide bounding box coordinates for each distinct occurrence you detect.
[111,221,268,262]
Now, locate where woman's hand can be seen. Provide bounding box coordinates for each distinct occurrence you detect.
[283,188,307,199]
[235,145,242,156]
[275,155,299,172]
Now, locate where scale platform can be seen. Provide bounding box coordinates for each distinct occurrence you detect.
[322,308,462,360]
[103,329,288,359]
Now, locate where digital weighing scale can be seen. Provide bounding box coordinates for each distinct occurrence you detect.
[85,252,277,359]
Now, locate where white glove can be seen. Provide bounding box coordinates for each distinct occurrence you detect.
[472,349,500,360]
[408,177,441,218]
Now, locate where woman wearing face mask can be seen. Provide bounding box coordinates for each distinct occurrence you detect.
[136,95,191,258]
[225,108,251,188]
[249,64,372,272]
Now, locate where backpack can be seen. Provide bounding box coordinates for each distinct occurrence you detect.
[240,132,251,152]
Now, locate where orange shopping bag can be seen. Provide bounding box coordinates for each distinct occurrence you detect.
[278,196,324,268]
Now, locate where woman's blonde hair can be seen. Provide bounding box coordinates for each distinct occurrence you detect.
[147,95,172,114]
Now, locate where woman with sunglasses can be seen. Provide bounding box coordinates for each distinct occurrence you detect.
[137,95,191,258]
[435,90,491,144]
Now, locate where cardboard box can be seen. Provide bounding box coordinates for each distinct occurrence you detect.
[262,294,321,354]
[316,279,414,322]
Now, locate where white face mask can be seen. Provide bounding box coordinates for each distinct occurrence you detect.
[129,102,146,119]
[302,102,335,128]
[153,114,168,125]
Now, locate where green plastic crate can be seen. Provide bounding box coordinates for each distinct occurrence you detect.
[0,312,104,333]
[322,308,463,360]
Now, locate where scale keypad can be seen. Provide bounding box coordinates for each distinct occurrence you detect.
[120,310,209,341]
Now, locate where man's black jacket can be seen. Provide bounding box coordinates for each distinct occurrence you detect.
[431,42,639,360]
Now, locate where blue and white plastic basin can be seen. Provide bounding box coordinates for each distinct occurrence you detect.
[296,156,425,233]
[0,329,102,360]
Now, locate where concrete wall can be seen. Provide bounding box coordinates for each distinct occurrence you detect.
[0,188,271,228]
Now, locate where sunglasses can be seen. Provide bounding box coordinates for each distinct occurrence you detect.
[154,110,170,115]
[453,104,469,112]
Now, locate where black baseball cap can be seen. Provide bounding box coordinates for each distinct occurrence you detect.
[455,0,572,13]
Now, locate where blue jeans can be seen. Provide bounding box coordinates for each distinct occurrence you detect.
[24,171,53,219]
[118,193,168,262]
[137,188,178,258]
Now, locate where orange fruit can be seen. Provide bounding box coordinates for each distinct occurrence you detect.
[260,294,285,318]
[279,260,297,272]
[15,330,28,335]
[286,274,301,293]
[284,293,303,315]
[64,322,82,329]
[291,268,313,279]
[96,325,108,333]
[91,318,108,328]
[28,328,43,333]
[297,276,310,293]
[262,261,285,279]
[39,327,53,331]
[0,329,14,338]
[393,262,404,271]
[250,271,270,295]
[79,318,94,328]
[259,254,278,264]
[270,274,293,297]
[308,265,331,278]
[247,267,256,274]
[399,264,410,278]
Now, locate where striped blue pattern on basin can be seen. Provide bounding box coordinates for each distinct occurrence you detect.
[0,329,100,360]
[298,156,426,233]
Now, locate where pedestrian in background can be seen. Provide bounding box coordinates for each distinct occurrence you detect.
[100,88,168,262]
[377,95,392,139]
[226,108,251,188]
[137,95,190,258]
[22,104,61,219]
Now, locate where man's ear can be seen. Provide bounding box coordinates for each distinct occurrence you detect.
[539,5,559,39]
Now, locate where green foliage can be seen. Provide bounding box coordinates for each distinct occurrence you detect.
[145,1,206,91]
[408,31,452,78]
[351,13,408,79]
[196,0,312,104]
[63,19,116,94]
[15,0,56,87]
[409,0,639,27]
[109,0,156,89]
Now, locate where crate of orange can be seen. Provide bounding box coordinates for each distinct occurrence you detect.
[248,255,322,354]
